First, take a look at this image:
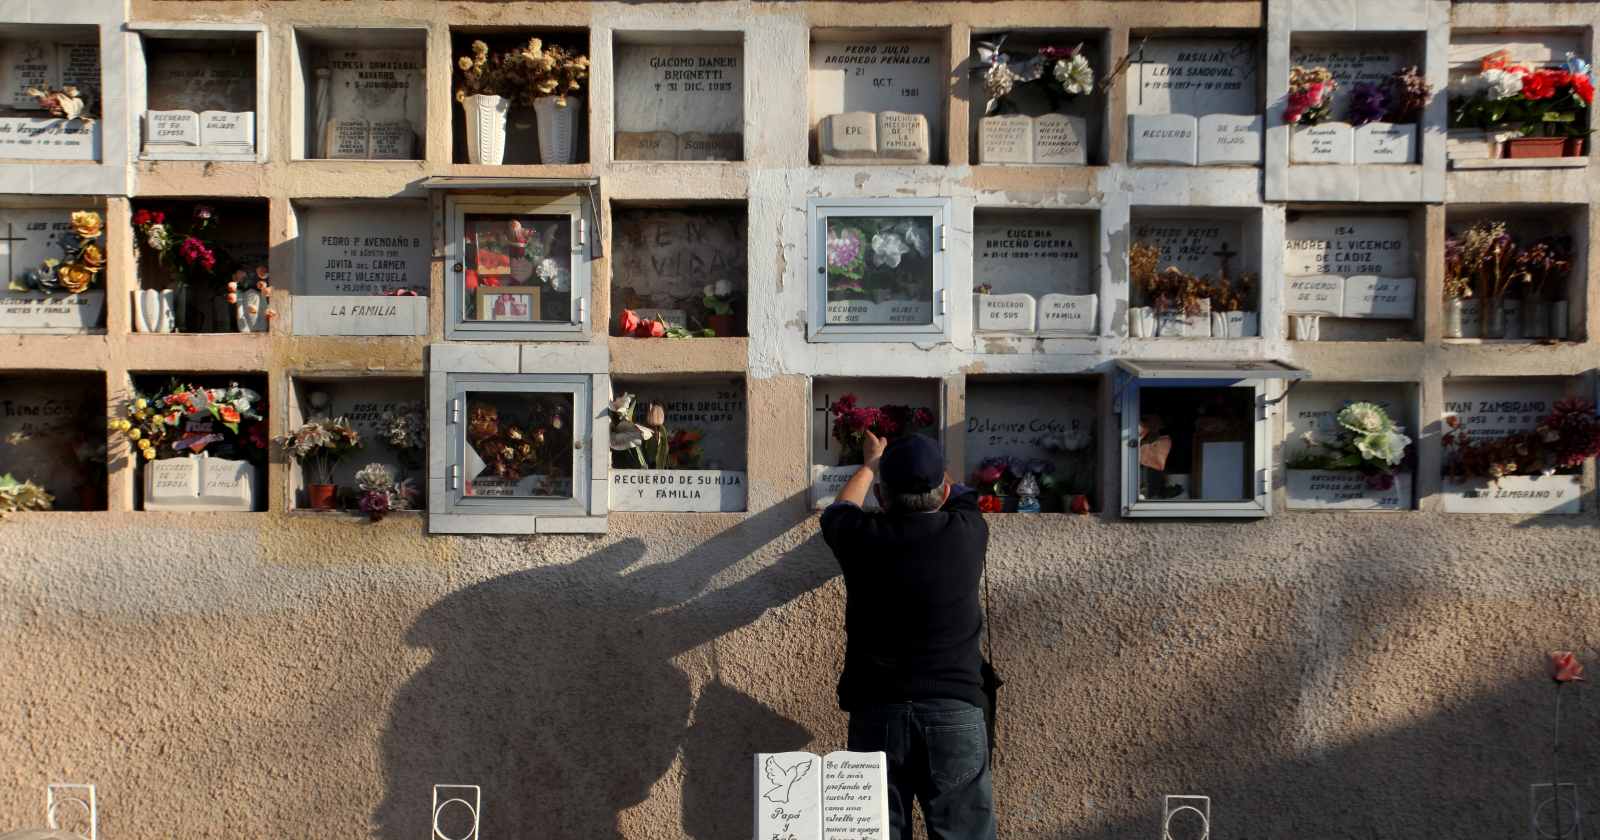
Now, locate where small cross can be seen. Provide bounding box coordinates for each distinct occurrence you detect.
[1127,45,1156,106]
[815,392,832,452]
[0,223,27,280]
[1213,242,1239,278]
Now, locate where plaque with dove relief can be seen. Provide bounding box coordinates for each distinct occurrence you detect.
[754,750,888,840]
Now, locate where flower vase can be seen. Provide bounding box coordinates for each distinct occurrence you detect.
[1443,298,1466,339]
[307,483,337,510]
[1128,306,1156,337]
[708,313,738,337]
[1551,301,1570,340]
[534,95,579,164]
[1502,298,1522,339]
[1291,314,1320,342]
[234,289,267,333]
[1483,296,1506,339]
[461,94,510,165]
[1522,301,1551,340]
[132,288,176,333]
[1564,137,1586,157]
[1505,136,1567,159]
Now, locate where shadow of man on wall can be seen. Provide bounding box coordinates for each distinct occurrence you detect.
[374,494,835,840]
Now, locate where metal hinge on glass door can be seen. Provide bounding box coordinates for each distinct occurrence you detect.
[449,398,462,424]
[449,464,461,491]
[937,289,948,315]
[576,218,587,249]
[936,225,946,252]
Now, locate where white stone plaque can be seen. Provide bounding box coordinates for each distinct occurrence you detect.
[291,296,426,337]
[1132,219,1245,277]
[1343,275,1415,319]
[326,48,424,141]
[1286,470,1411,511]
[1284,215,1409,277]
[145,110,198,146]
[0,291,104,333]
[1355,121,1416,164]
[0,41,54,110]
[615,130,679,160]
[296,203,430,336]
[824,300,933,326]
[1212,309,1258,338]
[1290,123,1354,164]
[614,44,742,136]
[977,115,1033,164]
[1033,113,1087,165]
[875,111,928,163]
[609,469,747,512]
[1128,114,1198,165]
[1197,114,1262,165]
[0,117,98,160]
[143,453,259,511]
[973,214,1093,298]
[973,293,1036,334]
[822,752,889,840]
[1127,39,1258,116]
[1442,475,1581,515]
[327,119,371,159]
[678,131,741,161]
[1284,275,1345,316]
[811,465,880,511]
[1442,381,1556,441]
[200,111,253,146]
[1038,293,1097,335]
[811,40,942,140]
[818,112,877,162]
[755,752,822,840]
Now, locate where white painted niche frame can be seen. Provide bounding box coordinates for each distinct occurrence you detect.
[427,343,610,535]
[806,197,952,343]
[1116,359,1308,518]
[437,186,596,342]
[125,21,271,164]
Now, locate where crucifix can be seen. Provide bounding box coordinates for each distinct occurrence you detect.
[1213,242,1238,279]
[815,393,832,452]
[0,222,27,281]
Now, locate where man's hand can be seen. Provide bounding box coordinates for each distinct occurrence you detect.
[862,429,887,466]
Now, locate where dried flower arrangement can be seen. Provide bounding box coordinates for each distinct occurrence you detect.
[1129,241,1256,316]
[455,38,591,107]
[1447,221,1573,303]
[0,474,52,513]
[1444,398,1600,482]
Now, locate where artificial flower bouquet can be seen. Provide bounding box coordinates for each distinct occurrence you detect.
[132,204,273,330]
[615,308,714,339]
[607,392,712,470]
[827,393,936,466]
[972,427,1094,513]
[825,219,933,307]
[1285,65,1337,126]
[1287,403,1413,490]
[380,402,426,470]
[1345,66,1435,127]
[108,381,268,464]
[463,218,569,301]
[27,83,93,124]
[275,417,363,509]
[456,37,591,108]
[7,211,104,296]
[355,462,419,522]
[1451,51,1594,154]
[975,35,1096,115]
[0,473,53,513]
[465,397,573,490]
[1444,398,1600,483]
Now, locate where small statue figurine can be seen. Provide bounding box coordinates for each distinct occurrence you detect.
[1015,472,1041,513]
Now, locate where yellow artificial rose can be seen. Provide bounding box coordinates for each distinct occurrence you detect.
[458,57,472,71]
[79,243,105,273]
[56,263,92,294]
[70,211,103,239]
[142,448,156,460]
[128,428,141,440]
[134,398,147,410]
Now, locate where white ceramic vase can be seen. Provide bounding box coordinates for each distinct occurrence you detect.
[534,95,579,164]
[235,289,266,333]
[132,288,176,333]
[462,94,510,165]
[1291,314,1320,341]
[1128,306,1156,338]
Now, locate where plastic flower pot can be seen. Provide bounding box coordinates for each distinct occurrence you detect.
[461,94,509,165]
[708,313,738,337]
[307,483,338,510]
[1505,136,1568,159]
[1565,137,1587,156]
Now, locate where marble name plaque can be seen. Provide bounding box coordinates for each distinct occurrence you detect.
[0,117,99,160]
[324,49,425,140]
[325,119,416,160]
[974,214,1093,298]
[811,40,943,131]
[1128,114,1198,165]
[0,290,104,333]
[1442,475,1581,515]
[973,293,1036,334]
[1132,219,1244,277]
[1284,215,1409,277]
[977,115,1032,164]
[1343,275,1415,319]
[1286,470,1411,511]
[1034,113,1087,164]
[811,465,881,511]
[614,44,743,136]
[291,296,426,337]
[609,469,747,512]
[1197,114,1262,165]
[1442,381,1555,441]
[1290,122,1354,164]
[1038,293,1097,335]
[1285,275,1345,316]
[143,453,259,511]
[1127,39,1258,117]
[1355,122,1417,164]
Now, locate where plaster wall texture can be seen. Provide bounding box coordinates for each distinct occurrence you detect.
[3,0,1600,838]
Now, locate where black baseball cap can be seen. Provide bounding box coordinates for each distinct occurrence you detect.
[879,434,945,494]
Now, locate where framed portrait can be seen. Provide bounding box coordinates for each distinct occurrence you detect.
[476,286,542,322]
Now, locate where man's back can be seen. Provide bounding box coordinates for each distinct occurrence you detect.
[820,487,989,712]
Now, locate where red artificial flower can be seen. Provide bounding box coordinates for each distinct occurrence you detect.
[219,405,240,424]
[464,268,479,292]
[1069,494,1091,515]
[619,308,641,335]
[132,209,151,226]
[1523,69,1559,100]
[1481,50,1511,72]
[1550,651,1585,683]
[1573,74,1595,104]
[479,274,501,288]
[977,494,1003,513]
[639,319,666,338]
[975,465,1004,484]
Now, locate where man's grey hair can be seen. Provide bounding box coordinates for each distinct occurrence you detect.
[887,482,946,513]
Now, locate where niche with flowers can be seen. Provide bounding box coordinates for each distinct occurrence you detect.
[1283,209,1421,342]
[1127,210,1261,339]
[1283,382,1416,511]
[284,376,425,517]
[811,377,942,510]
[0,204,108,334]
[1286,35,1430,165]
[808,197,950,343]
[1440,378,1593,515]
[292,200,430,337]
[444,192,593,341]
[1446,31,1592,165]
[0,371,107,511]
[1443,206,1586,342]
[606,377,746,512]
[0,31,101,161]
[611,205,746,338]
[111,373,270,512]
[970,30,1105,166]
[963,377,1097,513]
[131,200,272,334]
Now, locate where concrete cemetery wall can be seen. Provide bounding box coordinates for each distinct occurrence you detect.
[5,0,1600,838]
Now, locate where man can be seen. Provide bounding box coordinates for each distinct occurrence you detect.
[820,429,995,840]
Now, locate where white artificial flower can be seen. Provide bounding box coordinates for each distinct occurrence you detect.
[896,222,929,257]
[1337,402,1390,435]
[356,462,397,492]
[608,393,635,415]
[537,258,567,292]
[1355,429,1411,467]
[609,421,653,451]
[1484,68,1523,100]
[869,232,910,268]
[703,283,715,297]
[983,63,1016,109]
[1055,54,1094,95]
[713,278,734,297]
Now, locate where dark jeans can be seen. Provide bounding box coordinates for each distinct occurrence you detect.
[847,698,996,840]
